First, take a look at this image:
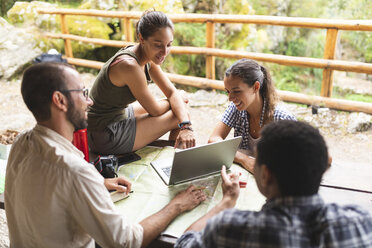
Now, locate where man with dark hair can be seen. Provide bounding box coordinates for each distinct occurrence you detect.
[175,120,372,248]
[5,63,205,248]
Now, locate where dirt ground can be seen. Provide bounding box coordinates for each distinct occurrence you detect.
[0,73,371,247]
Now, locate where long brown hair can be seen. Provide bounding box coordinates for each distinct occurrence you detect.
[225,59,279,123]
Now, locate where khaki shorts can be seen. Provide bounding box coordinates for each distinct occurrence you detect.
[88,105,136,155]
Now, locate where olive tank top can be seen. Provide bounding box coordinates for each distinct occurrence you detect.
[87,47,152,130]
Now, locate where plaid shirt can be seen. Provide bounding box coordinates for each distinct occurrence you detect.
[221,102,296,151]
[175,194,372,248]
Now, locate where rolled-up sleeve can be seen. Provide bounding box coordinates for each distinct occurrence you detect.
[69,164,143,248]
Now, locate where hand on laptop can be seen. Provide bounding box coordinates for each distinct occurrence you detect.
[104,177,132,195]
[221,165,240,208]
[170,185,206,212]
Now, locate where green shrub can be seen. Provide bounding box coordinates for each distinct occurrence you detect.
[343,94,372,103]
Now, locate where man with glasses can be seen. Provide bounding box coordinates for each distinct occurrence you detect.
[5,63,205,247]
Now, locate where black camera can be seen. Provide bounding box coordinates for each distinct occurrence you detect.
[93,155,118,178]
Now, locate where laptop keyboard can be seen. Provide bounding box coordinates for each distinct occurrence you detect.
[161,167,171,177]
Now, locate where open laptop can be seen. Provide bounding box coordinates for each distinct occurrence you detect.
[150,136,242,185]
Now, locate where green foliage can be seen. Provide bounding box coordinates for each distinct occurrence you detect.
[6,1,112,59]
[67,15,111,39]
[1,0,29,17]
[162,23,206,76]
[246,0,371,103]
[344,94,372,103]
[126,0,184,13]
[270,63,325,95]
[215,58,237,80]
[223,0,253,15]
[173,23,205,47]
[216,0,254,50]
[7,1,57,25]
[161,0,255,79]
[271,66,301,92]
[325,0,372,63]
[340,31,372,63]
[66,15,112,58]
[249,0,326,17]
[285,37,307,57]
[57,0,83,9]
[332,93,372,104]
[164,54,206,77]
[268,29,325,94]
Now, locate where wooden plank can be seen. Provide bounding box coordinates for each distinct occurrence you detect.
[37,9,372,31]
[164,73,372,114]
[277,90,372,114]
[44,32,134,47]
[165,73,224,90]
[321,29,339,97]
[170,47,372,74]
[44,33,372,75]
[67,57,103,69]
[206,22,215,80]
[60,14,73,58]
[38,8,143,19]
[123,17,133,42]
[65,57,372,114]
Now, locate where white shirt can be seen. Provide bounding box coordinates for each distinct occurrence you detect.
[5,124,143,248]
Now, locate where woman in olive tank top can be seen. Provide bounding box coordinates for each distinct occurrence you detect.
[87,11,195,155]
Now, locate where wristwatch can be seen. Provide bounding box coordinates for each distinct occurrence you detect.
[178,121,192,128]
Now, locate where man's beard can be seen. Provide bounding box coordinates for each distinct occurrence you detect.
[66,98,87,131]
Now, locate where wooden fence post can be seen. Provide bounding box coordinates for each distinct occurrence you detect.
[123,17,133,42]
[206,21,215,80]
[321,28,338,97]
[60,14,73,58]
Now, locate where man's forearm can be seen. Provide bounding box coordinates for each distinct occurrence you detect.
[139,202,183,247]
[185,198,235,232]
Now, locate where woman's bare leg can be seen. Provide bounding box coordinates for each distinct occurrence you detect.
[132,102,180,149]
[132,110,180,151]
[132,101,149,116]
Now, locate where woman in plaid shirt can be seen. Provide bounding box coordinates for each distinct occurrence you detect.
[208,59,296,173]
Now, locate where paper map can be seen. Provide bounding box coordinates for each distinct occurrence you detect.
[114,146,266,237]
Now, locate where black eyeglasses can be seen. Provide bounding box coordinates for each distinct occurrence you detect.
[60,88,89,99]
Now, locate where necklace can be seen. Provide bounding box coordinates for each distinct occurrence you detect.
[250,98,266,134]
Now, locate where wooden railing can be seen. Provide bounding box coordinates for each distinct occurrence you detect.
[37,8,372,114]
